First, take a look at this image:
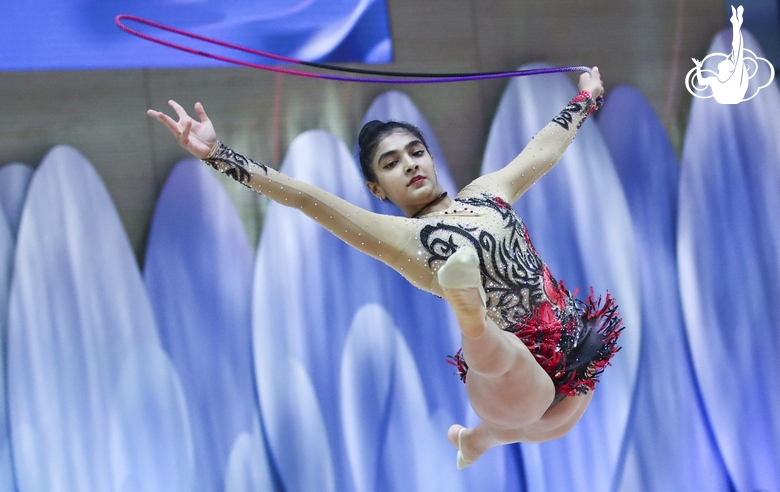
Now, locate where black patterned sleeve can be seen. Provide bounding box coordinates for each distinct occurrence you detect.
[202,141,432,286]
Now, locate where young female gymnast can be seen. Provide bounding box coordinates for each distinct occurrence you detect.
[148,67,621,468]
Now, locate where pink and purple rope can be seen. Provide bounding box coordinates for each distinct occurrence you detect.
[115,14,600,89]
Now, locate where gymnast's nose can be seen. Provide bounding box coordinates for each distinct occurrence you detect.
[403,156,418,174]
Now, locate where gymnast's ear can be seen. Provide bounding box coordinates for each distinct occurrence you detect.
[366,181,386,201]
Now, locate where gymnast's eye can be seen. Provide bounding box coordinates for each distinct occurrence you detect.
[412,149,425,157]
[384,161,397,169]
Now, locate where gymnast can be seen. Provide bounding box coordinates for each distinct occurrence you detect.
[147,66,622,468]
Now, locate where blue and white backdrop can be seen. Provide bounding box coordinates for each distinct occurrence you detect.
[1,28,778,491]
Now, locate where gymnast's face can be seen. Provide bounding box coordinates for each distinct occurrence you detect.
[367,130,443,216]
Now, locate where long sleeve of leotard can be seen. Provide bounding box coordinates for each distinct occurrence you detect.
[202,142,434,290]
[460,91,596,203]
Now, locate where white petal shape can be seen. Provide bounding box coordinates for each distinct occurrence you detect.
[7,146,183,490]
[0,162,33,239]
[260,356,335,491]
[482,64,641,491]
[341,304,464,492]
[600,85,730,490]
[340,304,395,492]
[144,159,258,490]
[678,29,780,490]
[252,130,375,491]
[108,344,194,492]
[224,418,277,492]
[380,325,455,491]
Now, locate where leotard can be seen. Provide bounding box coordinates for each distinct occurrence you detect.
[202,92,622,396]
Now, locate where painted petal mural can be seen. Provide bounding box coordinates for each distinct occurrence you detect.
[678,29,780,490]
[7,146,192,491]
[251,130,378,491]
[1,41,778,489]
[600,85,730,491]
[482,64,641,491]
[144,159,270,490]
[340,304,462,492]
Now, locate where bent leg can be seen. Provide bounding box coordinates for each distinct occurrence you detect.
[439,246,581,467]
[438,247,555,429]
[518,391,593,442]
[461,327,555,428]
[449,392,593,465]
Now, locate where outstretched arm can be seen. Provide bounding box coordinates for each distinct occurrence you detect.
[463,68,604,203]
[148,101,418,276]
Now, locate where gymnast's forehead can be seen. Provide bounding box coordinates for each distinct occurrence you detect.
[374,131,426,159]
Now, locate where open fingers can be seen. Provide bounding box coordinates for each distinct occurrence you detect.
[180,120,192,146]
[147,109,182,136]
[194,102,209,124]
[168,99,189,121]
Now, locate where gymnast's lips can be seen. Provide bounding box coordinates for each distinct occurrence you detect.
[408,175,426,186]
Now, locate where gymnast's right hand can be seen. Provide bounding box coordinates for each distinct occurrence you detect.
[147,100,217,159]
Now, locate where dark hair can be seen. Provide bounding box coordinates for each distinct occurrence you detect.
[358,120,430,182]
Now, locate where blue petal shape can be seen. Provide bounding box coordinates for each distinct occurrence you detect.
[144,159,261,490]
[252,130,378,491]
[600,85,730,490]
[7,146,189,490]
[0,193,14,491]
[340,304,395,491]
[223,418,277,491]
[259,356,336,492]
[678,29,780,490]
[108,344,194,491]
[481,64,641,491]
[0,162,33,240]
[340,304,464,491]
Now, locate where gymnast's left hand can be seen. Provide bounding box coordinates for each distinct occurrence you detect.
[578,66,604,100]
[147,100,217,159]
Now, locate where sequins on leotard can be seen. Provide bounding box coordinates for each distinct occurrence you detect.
[199,92,621,396]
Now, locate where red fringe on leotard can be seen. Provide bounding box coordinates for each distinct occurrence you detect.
[446,289,623,396]
[446,349,469,382]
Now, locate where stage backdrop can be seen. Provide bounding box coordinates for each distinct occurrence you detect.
[1,29,779,492]
[0,0,392,71]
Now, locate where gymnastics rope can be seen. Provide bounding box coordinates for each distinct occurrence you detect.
[116,14,604,90]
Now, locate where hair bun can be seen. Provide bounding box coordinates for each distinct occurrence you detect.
[358,120,385,150]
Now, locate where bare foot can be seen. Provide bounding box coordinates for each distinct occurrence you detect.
[438,247,487,339]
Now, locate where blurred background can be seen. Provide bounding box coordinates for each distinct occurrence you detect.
[0,0,778,490]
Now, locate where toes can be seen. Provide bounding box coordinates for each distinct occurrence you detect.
[448,424,465,449]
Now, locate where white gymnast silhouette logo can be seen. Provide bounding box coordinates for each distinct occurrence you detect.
[685,5,775,104]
